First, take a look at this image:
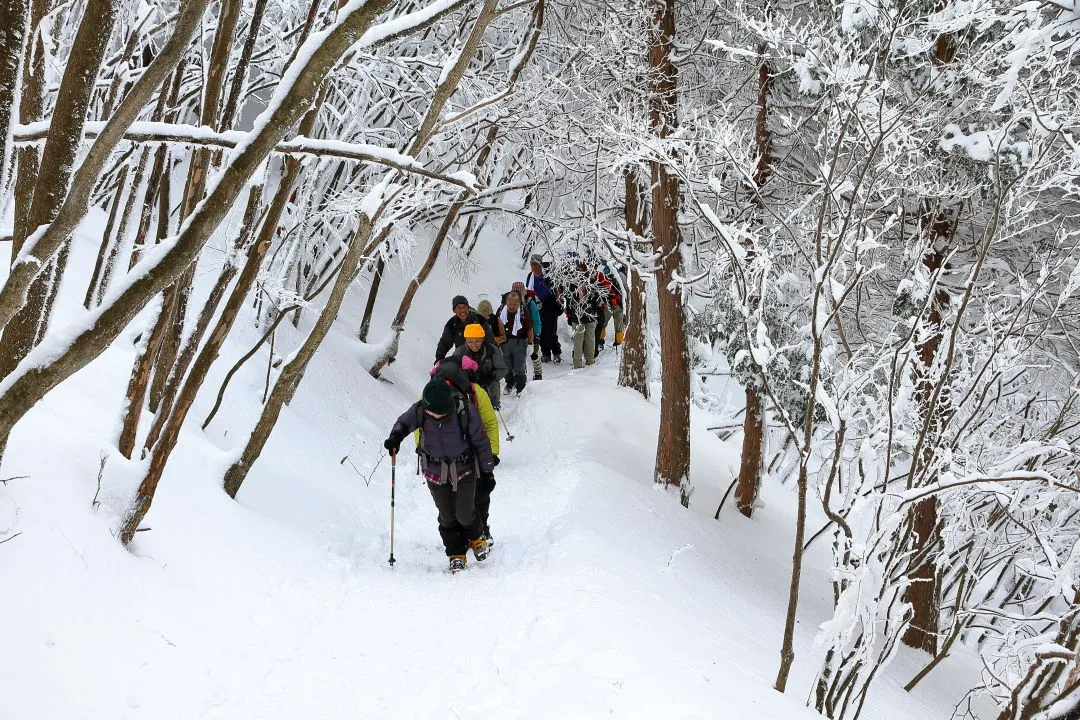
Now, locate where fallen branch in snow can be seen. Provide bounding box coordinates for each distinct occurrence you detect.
[11,122,476,189]
[0,532,22,545]
[0,475,28,484]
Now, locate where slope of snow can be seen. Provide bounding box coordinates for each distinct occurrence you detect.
[0,222,983,718]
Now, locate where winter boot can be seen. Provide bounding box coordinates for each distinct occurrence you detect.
[486,528,494,548]
[533,373,542,381]
[449,555,467,574]
[614,331,624,346]
[469,537,490,562]
[542,352,552,363]
[554,354,563,364]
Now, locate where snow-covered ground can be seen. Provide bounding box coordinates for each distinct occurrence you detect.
[0,223,983,718]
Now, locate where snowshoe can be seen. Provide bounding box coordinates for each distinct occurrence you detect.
[449,555,467,574]
[469,537,490,562]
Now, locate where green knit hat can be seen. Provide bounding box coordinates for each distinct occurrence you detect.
[422,380,454,415]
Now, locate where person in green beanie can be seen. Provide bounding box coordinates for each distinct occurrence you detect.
[384,379,496,573]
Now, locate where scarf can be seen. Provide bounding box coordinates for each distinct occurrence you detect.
[499,305,524,337]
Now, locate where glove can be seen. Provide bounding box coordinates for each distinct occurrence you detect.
[493,455,500,466]
[383,433,403,455]
[531,346,539,360]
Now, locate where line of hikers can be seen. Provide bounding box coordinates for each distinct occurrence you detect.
[384,252,627,573]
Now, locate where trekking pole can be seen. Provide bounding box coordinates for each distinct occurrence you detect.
[388,453,397,567]
[497,408,515,442]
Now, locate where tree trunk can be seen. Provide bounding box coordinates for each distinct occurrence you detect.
[9,0,48,257]
[141,184,264,454]
[221,215,372,500]
[83,163,129,308]
[734,40,774,519]
[0,0,208,336]
[0,0,121,378]
[357,255,385,342]
[149,0,243,411]
[617,169,648,399]
[0,0,28,196]
[117,188,280,543]
[0,0,399,462]
[647,0,690,503]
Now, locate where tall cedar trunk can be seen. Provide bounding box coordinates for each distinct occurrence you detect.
[735,387,764,515]
[0,0,121,379]
[901,15,958,656]
[902,228,953,654]
[220,216,372,500]
[735,42,774,518]
[149,0,243,411]
[0,0,399,462]
[0,0,28,196]
[647,0,690,503]
[617,169,649,398]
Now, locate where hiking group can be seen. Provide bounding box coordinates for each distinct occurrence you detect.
[383,253,627,573]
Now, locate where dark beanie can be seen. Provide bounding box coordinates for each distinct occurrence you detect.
[422,380,455,415]
[452,295,469,310]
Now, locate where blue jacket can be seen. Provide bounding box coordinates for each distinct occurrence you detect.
[525,271,555,301]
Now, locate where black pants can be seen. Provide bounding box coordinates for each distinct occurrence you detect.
[539,299,562,358]
[427,477,482,556]
[474,473,496,536]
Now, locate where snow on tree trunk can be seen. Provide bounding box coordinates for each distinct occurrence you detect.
[617,169,648,399]
[0,0,27,198]
[0,0,121,378]
[0,0,401,462]
[646,0,690,504]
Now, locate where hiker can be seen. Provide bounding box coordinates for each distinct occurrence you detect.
[564,260,605,369]
[453,323,508,409]
[435,295,494,362]
[476,299,506,345]
[383,379,496,573]
[524,254,563,363]
[512,281,544,381]
[498,289,535,394]
[593,265,625,357]
[431,356,501,545]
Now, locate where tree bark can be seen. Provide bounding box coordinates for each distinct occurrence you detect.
[735,387,764,516]
[357,255,385,342]
[221,214,372,500]
[647,0,690,504]
[0,0,122,378]
[149,0,243,411]
[734,41,774,519]
[9,0,48,257]
[0,0,398,462]
[0,0,28,196]
[617,169,649,399]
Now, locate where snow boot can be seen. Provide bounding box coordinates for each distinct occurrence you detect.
[554,354,563,364]
[469,537,490,562]
[486,528,495,548]
[533,373,542,381]
[449,555,467,574]
[614,331,624,346]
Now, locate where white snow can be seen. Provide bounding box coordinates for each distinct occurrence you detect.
[0,223,985,719]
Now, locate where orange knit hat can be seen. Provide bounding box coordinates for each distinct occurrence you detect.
[463,323,486,339]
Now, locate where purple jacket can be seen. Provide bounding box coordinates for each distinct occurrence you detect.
[392,400,495,485]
